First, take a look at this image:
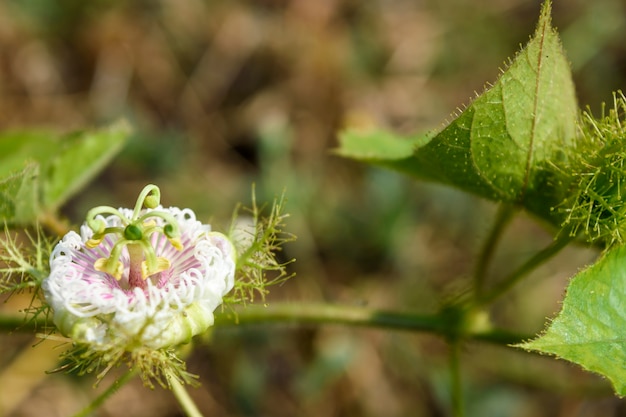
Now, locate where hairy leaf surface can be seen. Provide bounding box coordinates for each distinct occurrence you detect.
[520,245,626,396]
[337,1,577,222]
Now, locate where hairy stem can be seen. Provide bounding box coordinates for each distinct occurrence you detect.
[0,304,533,344]
[170,373,204,417]
[450,341,464,417]
[476,233,573,306]
[37,211,70,238]
[71,369,136,417]
[213,303,532,344]
[473,204,516,299]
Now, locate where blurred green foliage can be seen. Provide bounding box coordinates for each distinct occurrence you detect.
[0,123,129,224]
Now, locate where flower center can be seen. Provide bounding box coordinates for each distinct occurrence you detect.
[86,185,183,289]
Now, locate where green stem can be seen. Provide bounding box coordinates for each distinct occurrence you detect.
[213,303,532,345]
[473,204,515,299]
[37,211,70,238]
[450,341,464,417]
[0,304,533,344]
[0,315,46,332]
[71,369,136,417]
[170,372,204,417]
[0,303,533,345]
[476,233,573,306]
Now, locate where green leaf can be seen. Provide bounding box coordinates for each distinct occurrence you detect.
[335,129,427,161]
[0,164,39,224]
[337,1,577,222]
[0,121,131,224]
[335,129,430,178]
[520,245,626,396]
[42,121,130,210]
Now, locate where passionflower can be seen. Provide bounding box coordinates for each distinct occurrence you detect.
[42,185,236,350]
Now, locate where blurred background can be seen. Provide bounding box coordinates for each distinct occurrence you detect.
[1,0,625,416]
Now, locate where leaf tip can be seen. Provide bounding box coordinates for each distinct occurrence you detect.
[540,0,553,20]
[537,0,554,33]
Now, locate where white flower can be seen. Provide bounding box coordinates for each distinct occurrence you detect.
[42,204,235,350]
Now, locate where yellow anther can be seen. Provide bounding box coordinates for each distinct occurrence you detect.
[141,257,171,279]
[86,237,104,249]
[168,237,183,251]
[94,258,124,280]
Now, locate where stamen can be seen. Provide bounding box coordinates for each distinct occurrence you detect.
[82,185,186,288]
[94,257,124,280]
